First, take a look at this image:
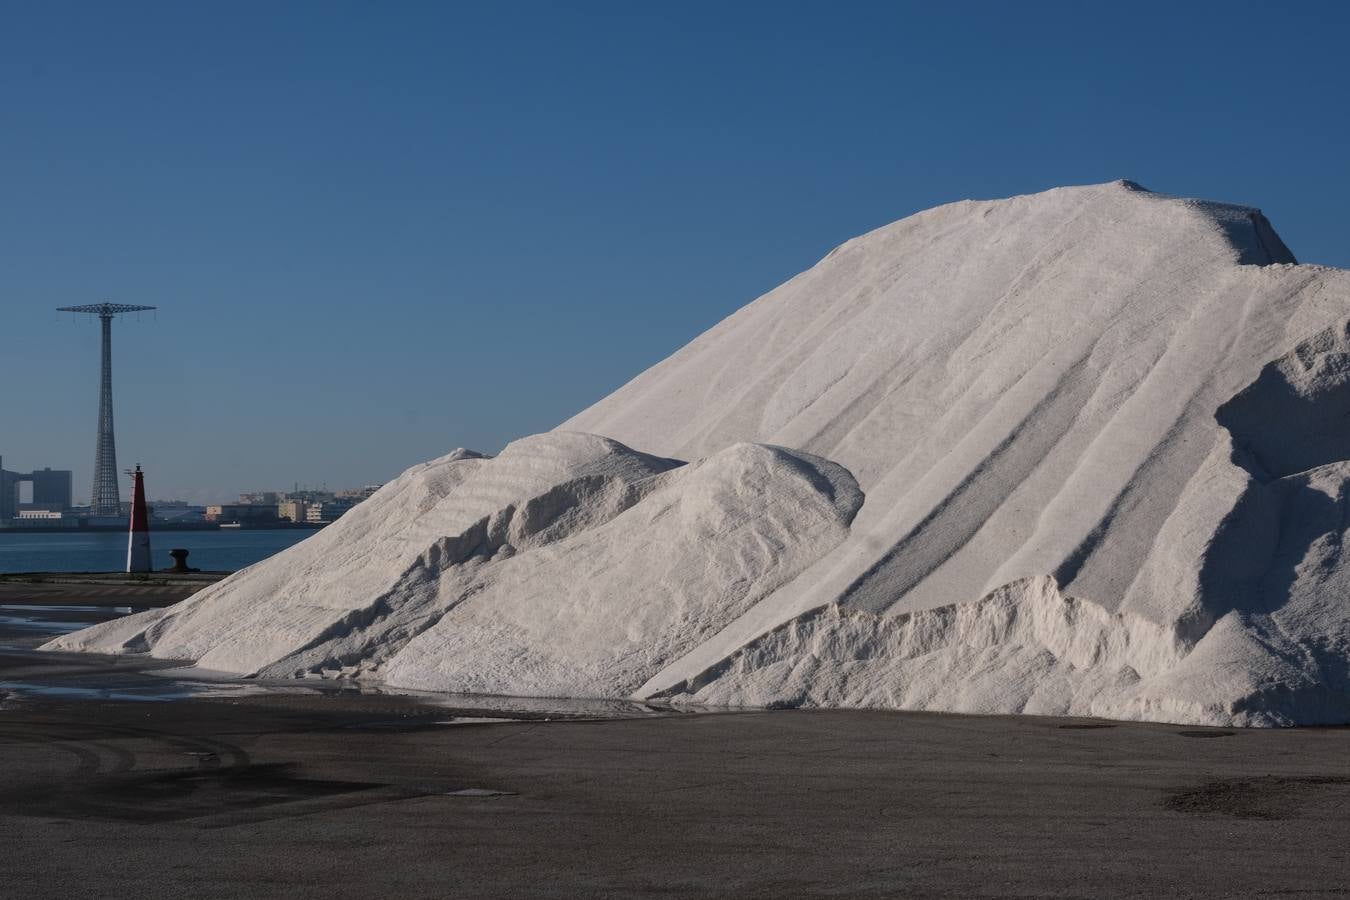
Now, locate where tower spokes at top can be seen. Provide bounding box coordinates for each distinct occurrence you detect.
[56,303,158,318]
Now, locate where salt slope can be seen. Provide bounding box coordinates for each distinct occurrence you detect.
[563,181,1350,724]
[47,434,862,699]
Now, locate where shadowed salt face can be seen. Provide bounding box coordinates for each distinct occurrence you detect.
[44,181,1350,727]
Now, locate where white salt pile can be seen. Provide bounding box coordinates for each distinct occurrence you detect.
[49,181,1350,726]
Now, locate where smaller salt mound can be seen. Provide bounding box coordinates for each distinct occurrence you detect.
[47,435,861,700]
[381,443,863,697]
[46,433,681,672]
[653,576,1185,717]
[653,561,1345,726]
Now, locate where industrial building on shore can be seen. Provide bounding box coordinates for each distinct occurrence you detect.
[0,458,74,521]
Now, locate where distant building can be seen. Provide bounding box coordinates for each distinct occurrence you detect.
[205,503,279,524]
[16,510,63,520]
[84,515,126,528]
[149,500,206,524]
[0,459,17,520]
[286,488,334,504]
[197,483,376,526]
[29,468,73,511]
[0,457,75,520]
[277,499,308,523]
[305,498,356,524]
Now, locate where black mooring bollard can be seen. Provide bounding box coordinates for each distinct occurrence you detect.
[167,548,197,573]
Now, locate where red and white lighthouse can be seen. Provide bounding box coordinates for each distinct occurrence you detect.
[126,464,152,573]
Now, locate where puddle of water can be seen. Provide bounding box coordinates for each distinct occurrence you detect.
[339,716,532,732]
[0,596,700,720]
[0,604,122,612]
[371,687,679,719]
[0,616,103,632]
[0,604,145,638]
[0,679,276,704]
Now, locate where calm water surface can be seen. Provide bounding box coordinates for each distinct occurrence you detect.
[0,529,314,574]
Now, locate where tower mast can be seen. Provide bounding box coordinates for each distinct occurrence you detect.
[56,303,156,517]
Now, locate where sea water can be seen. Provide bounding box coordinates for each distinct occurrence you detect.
[0,529,313,574]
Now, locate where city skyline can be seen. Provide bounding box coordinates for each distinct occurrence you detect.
[0,446,384,509]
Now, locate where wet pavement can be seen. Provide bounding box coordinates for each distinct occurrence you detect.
[0,587,680,720]
[0,603,140,643]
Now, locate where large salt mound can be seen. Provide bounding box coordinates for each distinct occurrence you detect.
[380,441,861,697]
[50,181,1350,725]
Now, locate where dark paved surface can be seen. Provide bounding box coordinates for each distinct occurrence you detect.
[0,580,1347,898]
[0,575,221,609]
[1,646,1348,899]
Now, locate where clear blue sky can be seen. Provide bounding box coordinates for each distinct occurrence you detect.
[2,1,1347,504]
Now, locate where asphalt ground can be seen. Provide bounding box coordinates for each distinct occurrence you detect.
[0,590,1347,898]
[0,575,221,610]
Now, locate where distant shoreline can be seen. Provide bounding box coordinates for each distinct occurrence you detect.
[0,522,327,535]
